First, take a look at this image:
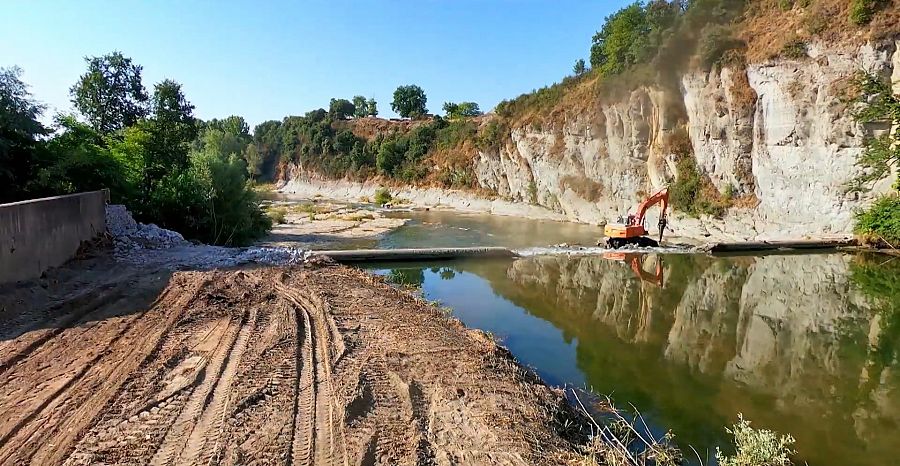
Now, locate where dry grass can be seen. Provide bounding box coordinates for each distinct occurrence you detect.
[561,175,605,202]
[738,0,900,61]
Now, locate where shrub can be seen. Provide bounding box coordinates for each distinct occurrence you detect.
[698,25,745,69]
[716,414,796,466]
[855,195,900,246]
[374,187,392,205]
[267,206,287,224]
[670,156,729,218]
[781,38,807,59]
[149,153,271,246]
[477,119,506,152]
[850,0,887,25]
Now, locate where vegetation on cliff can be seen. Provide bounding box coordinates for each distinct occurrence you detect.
[0,55,269,246]
[851,73,900,246]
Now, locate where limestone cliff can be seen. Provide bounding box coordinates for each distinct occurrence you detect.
[282,40,900,241]
[473,41,900,240]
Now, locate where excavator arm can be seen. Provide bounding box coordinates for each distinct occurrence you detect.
[634,187,669,242]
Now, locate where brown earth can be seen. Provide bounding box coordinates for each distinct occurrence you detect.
[0,257,586,465]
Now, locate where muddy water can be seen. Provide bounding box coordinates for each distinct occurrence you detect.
[352,211,899,466]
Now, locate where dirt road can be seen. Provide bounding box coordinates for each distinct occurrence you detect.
[0,260,584,465]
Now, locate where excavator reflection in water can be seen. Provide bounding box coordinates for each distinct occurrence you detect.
[602,252,664,287]
[603,187,669,249]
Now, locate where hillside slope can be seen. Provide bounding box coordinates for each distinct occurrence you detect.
[280,1,900,241]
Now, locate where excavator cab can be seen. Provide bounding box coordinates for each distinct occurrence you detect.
[603,187,669,249]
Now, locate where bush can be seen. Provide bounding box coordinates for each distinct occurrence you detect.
[374,187,392,205]
[670,156,729,218]
[850,0,886,25]
[266,206,287,224]
[854,195,900,246]
[149,153,271,246]
[780,38,807,59]
[716,414,796,466]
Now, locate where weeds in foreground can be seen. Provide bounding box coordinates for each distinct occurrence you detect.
[716,414,795,466]
[570,389,797,466]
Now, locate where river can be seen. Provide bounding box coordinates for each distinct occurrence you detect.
[272,201,900,465]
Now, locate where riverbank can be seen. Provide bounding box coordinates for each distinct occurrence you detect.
[260,199,408,249]
[0,252,591,464]
[279,176,866,243]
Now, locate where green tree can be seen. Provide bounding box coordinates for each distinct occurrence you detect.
[573,58,587,75]
[366,97,378,117]
[243,143,262,179]
[391,85,427,119]
[590,3,652,76]
[141,79,197,196]
[352,95,368,118]
[376,138,406,174]
[443,101,482,119]
[0,66,47,202]
[36,115,130,199]
[329,98,355,120]
[70,51,148,134]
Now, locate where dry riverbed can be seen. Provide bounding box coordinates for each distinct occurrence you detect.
[261,200,408,249]
[0,255,588,465]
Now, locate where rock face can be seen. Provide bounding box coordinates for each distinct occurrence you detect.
[283,40,899,241]
[473,41,900,240]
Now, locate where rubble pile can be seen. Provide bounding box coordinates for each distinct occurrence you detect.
[105,205,306,269]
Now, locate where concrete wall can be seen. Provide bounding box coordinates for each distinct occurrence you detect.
[0,191,108,284]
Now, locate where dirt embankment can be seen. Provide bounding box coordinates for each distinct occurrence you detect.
[0,259,585,465]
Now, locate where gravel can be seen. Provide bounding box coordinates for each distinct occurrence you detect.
[106,205,306,269]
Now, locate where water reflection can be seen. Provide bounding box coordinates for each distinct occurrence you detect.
[371,253,900,466]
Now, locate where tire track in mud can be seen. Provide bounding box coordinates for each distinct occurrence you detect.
[149,311,250,466]
[277,281,348,466]
[0,276,193,465]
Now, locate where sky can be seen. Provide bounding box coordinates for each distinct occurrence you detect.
[1,1,630,127]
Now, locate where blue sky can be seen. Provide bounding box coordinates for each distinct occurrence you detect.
[1,1,629,127]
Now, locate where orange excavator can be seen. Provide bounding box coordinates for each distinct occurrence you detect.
[603,187,669,249]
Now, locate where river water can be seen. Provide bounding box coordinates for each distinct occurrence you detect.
[276,203,900,465]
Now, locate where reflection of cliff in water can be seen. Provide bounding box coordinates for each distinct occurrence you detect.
[477,253,900,464]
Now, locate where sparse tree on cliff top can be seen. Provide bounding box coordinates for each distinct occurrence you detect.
[329,98,355,120]
[352,95,368,118]
[573,58,587,75]
[391,85,427,119]
[71,51,149,134]
[366,97,378,117]
[442,101,482,119]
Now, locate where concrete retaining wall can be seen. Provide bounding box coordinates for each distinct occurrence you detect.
[0,191,108,284]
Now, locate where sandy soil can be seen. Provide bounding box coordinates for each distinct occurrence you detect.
[0,258,585,465]
[262,201,408,249]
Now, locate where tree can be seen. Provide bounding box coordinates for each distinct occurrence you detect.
[573,58,587,75]
[589,3,652,76]
[366,97,378,117]
[141,79,197,195]
[36,115,130,199]
[352,95,368,118]
[329,98,355,120]
[442,101,482,119]
[243,143,262,179]
[391,85,427,119]
[70,51,149,134]
[0,66,47,202]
